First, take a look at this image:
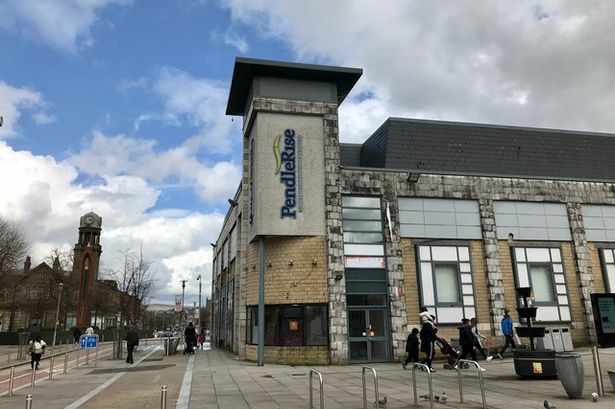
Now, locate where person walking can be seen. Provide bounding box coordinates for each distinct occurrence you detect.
[73,327,82,345]
[471,318,493,361]
[497,309,516,359]
[125,327,139,364]
[458,318,477,363]
[184,322,197,354]
[28,336,46,369]
[402,328,420,369]
[85,326,94,335]
[419,307,437,372]
[197,329,206,350]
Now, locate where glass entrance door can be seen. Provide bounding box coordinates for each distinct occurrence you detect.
[348,308,389,362]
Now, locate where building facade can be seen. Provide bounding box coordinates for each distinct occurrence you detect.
[210,58,615,365]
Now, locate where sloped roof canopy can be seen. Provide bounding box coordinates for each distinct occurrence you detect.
[226,57,362,115]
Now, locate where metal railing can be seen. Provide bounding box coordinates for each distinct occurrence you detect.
[308,369,325,409]
[361,366,380,409]
[411,362,434,409]
[455,359,487,409]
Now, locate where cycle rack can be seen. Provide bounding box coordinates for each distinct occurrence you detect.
[309,369,325,409]
[411,363,434,409]
[361,366,380,409]
[455,359,487,409]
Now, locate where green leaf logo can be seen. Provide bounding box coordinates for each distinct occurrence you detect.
[273,134,282,175]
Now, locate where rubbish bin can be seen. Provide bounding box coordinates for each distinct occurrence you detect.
[537,328,554,350]
[551,328,564,352]
[555,353,584,398]
[561,327,574,351]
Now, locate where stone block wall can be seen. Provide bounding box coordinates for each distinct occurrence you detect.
[245,344,330,365]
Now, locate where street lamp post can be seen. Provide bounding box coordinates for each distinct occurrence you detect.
[180,280,187,329]
[51,283,64,352]
[196,275,202,331]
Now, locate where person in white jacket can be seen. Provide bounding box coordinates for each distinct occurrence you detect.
[28,336,46,369]
[470,318,492,361]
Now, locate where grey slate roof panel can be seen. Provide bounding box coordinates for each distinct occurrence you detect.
[342,118,615,181]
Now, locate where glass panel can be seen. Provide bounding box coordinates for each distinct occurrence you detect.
[553,264,563,273]
[529,265,555,302]
[368,310,386,337]
[461,274,472,284]
[556,284,567,294]
[420,265,435,305]
[345,269,387,281]
[463,295,474,305]
[460,263,471,272]
[343,232,383,244]
[281,318,303,346]
[604,249,614,263]
[282,306,302,318]
[434,264,460,303]
[432,247,458,261]
[419,246,431,261]
[554,274,566,284]
[458,247,470,261]
[350,341,368,360]
[348,311,367,337]
[517,263,530,287]
[526,248,551,262]
[462,284,473,294]
[557,295,569,305]
[515,248,526,262]
[346,281,388,294]
[342,208,381,220]
[550,248,562,262]
[370,341,388,361]
[347,294,387,306]
[607,265,615,292]
[264,307,281,345]
[343,220,382,232]
[305,306,328,345]
[559,306,571,321]
[342,196,381,208]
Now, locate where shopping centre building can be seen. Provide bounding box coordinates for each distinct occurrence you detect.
[210,57,615,365]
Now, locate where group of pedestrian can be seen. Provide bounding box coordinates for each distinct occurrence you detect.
[403,306,516,371]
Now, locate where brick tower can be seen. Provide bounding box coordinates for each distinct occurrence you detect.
[73,212,102,327]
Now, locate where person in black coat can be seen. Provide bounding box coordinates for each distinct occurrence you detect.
[184,322,197,354]
[124,328,139,364]
[402,328,420,369]
[458,318,477,362]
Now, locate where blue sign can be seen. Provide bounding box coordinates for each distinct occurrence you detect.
[274,129,298,219]
[79,334,99,349]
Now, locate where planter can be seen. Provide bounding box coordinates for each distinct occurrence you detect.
[517,307,538,319]
[513,349,557,379]
[515,326,545,338]
[555,353,584,398]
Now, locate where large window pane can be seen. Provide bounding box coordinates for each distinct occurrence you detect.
[530,265,555,302]
[343,220,383,232]
[282,318,304,346]
[342,208,381,220]
[305,306,328,345]
[434,264,460,303]
[343,232,383,244]
[264,307,281,345]
[342,196,380,208]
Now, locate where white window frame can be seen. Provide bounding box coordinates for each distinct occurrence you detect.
[599,247,615,293]
[417,244,476,324]
[511,246,571,322]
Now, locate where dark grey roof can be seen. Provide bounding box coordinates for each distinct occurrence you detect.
[226,57,362,115]
[339,144,362,167]
[342,118,615,181]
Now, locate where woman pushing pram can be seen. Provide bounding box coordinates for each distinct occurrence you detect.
[184,322,197,355]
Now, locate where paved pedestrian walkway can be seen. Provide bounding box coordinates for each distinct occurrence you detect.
[189,347,615,409]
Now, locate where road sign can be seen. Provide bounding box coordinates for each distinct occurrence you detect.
[79,334,99,349]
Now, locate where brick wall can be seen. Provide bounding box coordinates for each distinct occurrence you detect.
[245,236,327,306]
[588,243,607,293]
[245,344,330,365]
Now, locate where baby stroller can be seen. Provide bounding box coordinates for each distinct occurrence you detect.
[183,339,196,355]
[435,336,469,369]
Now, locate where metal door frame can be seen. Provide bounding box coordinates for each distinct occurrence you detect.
[348,307,390,363]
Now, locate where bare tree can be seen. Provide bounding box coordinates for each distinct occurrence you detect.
[0,216,30,287]
[107,246,155,328]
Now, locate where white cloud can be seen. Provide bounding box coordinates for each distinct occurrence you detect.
[0,0,132,54]
[0,82,47,138]
[32,112,57,125]
[222,1,615,140]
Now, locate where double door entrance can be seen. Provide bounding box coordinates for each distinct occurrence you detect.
[348,308,390,362]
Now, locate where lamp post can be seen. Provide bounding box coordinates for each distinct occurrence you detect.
[196,275,202,331]
[51,283,64,352]
[180,280,187,329]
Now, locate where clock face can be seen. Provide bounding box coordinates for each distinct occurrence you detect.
[85,216,94,224]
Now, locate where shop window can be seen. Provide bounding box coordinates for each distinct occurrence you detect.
[600,248,615,293]
[246,304,328,346]
[512,246,571,321]
[417,244,476,323]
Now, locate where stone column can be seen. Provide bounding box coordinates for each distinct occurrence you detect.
[479,199,507,335]
[566,202,598,344]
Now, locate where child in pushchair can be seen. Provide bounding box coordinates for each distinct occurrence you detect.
[435,336,469,369]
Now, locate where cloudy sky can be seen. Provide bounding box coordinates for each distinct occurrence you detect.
[1,1,614,304]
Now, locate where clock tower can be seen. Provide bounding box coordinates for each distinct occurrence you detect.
[73,212,103,327]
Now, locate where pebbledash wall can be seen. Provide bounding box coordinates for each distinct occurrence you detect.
[210,57,615,365]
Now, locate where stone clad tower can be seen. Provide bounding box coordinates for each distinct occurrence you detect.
[73,212,103,327]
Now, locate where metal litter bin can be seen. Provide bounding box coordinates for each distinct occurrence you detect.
[561,327,574,351]
[551,328,564,352]
[537,328,554,350]
[555,353,584,398]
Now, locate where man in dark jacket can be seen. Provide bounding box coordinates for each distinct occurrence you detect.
[402,328,420,369]
[125,328,139,364]
[419,311,437,372]
[184,322,197,354]
[458,318,477,363]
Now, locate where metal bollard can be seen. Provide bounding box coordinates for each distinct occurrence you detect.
[308,369,325,409]
[30,366,36,387]
[95,345,98,367]
[8,366,15,397]
[361,367,380,409]
[412,363,434,409]
[592,346,605,397]
[456,359,487,409]
[76,348,80,368]
[49,356,55,380]
[160,385,168,409]
[86,349,90,365]
[63,351,68,374]
[25,394,33,409]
